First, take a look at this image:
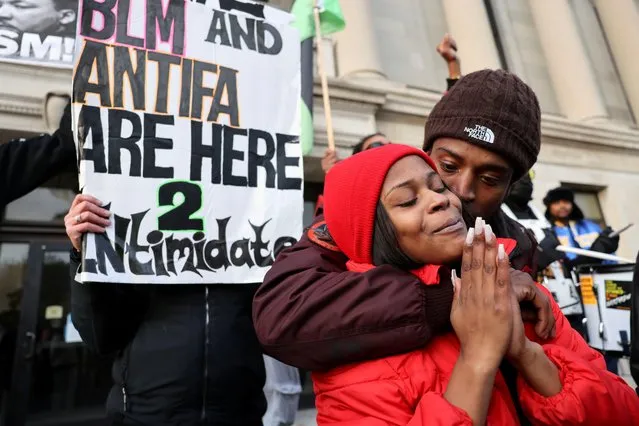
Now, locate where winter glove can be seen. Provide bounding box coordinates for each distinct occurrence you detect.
[536,229,564,270]
[590,226,619,254]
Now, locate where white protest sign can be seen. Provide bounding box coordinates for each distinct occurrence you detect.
[72,0,303,284]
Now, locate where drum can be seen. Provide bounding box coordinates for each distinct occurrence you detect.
[575,263,635,352]
[542,262,583,316]
[500,203,584,316]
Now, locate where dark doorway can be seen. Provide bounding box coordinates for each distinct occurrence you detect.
[0,241,114,426]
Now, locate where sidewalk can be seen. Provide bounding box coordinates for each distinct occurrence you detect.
[619,357,636,388]
[293,358,636,426]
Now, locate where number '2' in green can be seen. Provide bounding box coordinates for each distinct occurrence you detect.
[157,181,205,232]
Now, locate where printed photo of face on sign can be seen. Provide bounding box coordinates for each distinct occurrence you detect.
[0,0,77,66]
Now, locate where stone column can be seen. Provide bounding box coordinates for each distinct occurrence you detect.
[594,0,639,123]
[528,0,608,121]
[441,0,501,73]
[334,0,385,78]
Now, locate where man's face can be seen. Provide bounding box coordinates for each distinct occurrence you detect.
[0,0,68,34]
[549,199,573,220]
[428,138,513,220]
[362,134,390,151]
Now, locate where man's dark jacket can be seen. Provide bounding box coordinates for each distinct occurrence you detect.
[0,105,76,208]
[253,211,538,371]
[70,251,266,425]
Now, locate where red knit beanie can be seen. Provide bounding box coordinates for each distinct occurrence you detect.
[323,144,438,264]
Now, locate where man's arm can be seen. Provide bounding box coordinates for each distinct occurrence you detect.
[0,103,76,207]
[437,33,462,93]
[253,217,453,371]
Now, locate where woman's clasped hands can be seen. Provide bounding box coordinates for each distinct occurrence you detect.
[451,217,534,373]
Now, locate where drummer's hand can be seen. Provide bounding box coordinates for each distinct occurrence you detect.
[64,195,111,252]
[591,227,620,254]
[510,269,556,340]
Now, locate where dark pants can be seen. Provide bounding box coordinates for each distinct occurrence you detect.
[604,353,621,375]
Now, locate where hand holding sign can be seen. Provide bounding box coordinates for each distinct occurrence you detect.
[64,195,111,252]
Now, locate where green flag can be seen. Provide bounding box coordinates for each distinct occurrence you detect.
[292,0,345,155]
[292,0,346,42]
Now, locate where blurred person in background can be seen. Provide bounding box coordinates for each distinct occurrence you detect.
[262,355,301,426]
[543,186,622,374]
[320,132,389,175]
[543,187,619,268]
[503,171,537,221]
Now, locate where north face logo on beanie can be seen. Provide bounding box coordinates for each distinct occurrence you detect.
[464,125,494,143]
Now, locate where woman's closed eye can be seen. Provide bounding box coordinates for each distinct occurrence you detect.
[397,198,417,208]
[429,174,448,194]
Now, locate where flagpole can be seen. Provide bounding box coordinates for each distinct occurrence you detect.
[313,0,336,151]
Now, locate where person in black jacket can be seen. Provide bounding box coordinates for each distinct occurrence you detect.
[0,102,75,209]
[0,102,75,410]
[65,195,266,425]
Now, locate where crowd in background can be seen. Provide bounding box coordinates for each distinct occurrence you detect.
[0,26,638,426]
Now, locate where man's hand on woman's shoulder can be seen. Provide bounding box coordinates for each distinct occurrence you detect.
[510,268,556,340]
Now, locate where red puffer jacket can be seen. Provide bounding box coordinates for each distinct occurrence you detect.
[313,240,639,425]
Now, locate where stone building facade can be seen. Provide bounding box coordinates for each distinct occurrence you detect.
[299,0,639,258]
[0,1,638,424]
[1,0,638,257]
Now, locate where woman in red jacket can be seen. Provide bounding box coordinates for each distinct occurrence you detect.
[316,144,639,425]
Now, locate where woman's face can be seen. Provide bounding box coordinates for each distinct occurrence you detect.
[380,155,467,265]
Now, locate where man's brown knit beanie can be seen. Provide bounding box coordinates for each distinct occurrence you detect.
[423,69,541,180]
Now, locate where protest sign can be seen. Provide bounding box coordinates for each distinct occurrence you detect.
[72,0,303,284]
[0,0,78,67]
